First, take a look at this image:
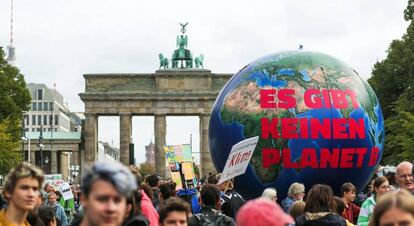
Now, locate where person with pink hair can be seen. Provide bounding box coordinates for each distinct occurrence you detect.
[236,198,294,226]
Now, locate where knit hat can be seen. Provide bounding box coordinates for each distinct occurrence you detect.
[236,198,294,226]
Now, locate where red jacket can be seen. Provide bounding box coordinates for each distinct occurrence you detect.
[140,190,159,226]
[342,202,360,224]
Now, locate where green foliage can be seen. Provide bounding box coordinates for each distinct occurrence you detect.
[382,111,414,164]
[0,118,22,175]
[404,0,414,21]
[193,162,200,178]
[0,47,31,141]
[369,2,414,165]
[138,162,155,177]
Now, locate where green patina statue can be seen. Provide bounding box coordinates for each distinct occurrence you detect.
[159,53,169,69]
[172,23,193,68]
[195,54,204,69]
[159,23,204,69]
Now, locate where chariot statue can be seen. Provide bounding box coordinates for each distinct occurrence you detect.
[172,23,193,68]
[158,23,205,70]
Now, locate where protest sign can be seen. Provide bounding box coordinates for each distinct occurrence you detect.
[218,136,259,185]
[59,182,74,200]
[44,174,64,189]
[171,171,183,190]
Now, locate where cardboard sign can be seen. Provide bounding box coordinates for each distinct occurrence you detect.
[218,136,259,185]
[59,182,74,201]
[182,162,196,180]
[164,144,192,163]
[171,171,183,190]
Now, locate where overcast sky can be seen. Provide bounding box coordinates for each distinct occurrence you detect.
[0,0,409,163]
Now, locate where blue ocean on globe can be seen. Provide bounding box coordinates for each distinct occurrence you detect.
[209,51,385,200]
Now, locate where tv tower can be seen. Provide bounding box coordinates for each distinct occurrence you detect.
[7,0,16,64]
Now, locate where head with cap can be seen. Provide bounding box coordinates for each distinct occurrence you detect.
[236,198,294,226]
[80,161,137,226]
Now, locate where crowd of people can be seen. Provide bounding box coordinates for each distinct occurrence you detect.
[0,160,414,226]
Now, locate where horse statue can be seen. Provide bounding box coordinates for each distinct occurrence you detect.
[159,53,169,69]
[195,54,204,69]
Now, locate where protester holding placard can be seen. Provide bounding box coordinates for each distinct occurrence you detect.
[216,175,245,220]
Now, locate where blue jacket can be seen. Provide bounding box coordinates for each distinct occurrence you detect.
[282,196,295,213]
[52,202,68,226]
[177,188,201,214]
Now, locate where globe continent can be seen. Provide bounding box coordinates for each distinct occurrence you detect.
[209,51,384,200]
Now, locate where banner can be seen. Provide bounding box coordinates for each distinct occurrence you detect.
[44,174,64,189]
[164,144,192,163]
[218,136,259,185]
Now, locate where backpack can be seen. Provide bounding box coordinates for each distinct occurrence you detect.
[194,212,227,226]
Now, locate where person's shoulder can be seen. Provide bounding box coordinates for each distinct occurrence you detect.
[223,215,236,225]
[188,214,201,226]
[320,213,347,225]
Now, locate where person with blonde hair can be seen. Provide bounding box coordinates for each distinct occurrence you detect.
[368,189,414,226]
[261,188,277,202]
[282,182,305,213]
[0,162,44,226]
[289,200,306,221]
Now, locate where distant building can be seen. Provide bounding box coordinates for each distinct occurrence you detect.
[69,112,83,132]
[22,83,82,177]
[145,141,155,164]
[98,141,120,162]
[24,83,71,132]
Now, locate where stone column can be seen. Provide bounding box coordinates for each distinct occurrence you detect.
[154,114,166,177]
[84,113,98,164]
[200,114,215,177]
[51,150,57,173]
[120,113,132,165]
[30,149,36,166]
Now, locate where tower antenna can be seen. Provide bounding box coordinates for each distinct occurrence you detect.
[7,0,16,64]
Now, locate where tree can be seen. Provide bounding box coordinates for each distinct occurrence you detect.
[369,1,414,165]
[0,47,31,141]
[382,111,414,164]
[0,118,22,175]
[138,162,155,177]
[0,47,31,174]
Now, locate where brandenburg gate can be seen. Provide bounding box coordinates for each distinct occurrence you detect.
[79,24,232,177]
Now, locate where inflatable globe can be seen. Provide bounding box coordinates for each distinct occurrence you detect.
[209,51,384,200]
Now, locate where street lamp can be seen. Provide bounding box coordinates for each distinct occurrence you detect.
[21,136,31,163]
[39,124,44,171]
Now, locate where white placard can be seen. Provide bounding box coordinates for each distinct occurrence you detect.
[218,136,259,185]
[59,182,74,201]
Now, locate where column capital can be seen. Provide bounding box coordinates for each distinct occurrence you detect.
[84,112,97,117]
[199,113,211,117]
[119,112,132,116]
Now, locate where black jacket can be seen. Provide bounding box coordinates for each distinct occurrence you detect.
[220,190,245,219]
[295,212,347,226]
[188,207,236,226]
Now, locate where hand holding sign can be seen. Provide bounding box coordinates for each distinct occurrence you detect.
[218,136,259,185]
